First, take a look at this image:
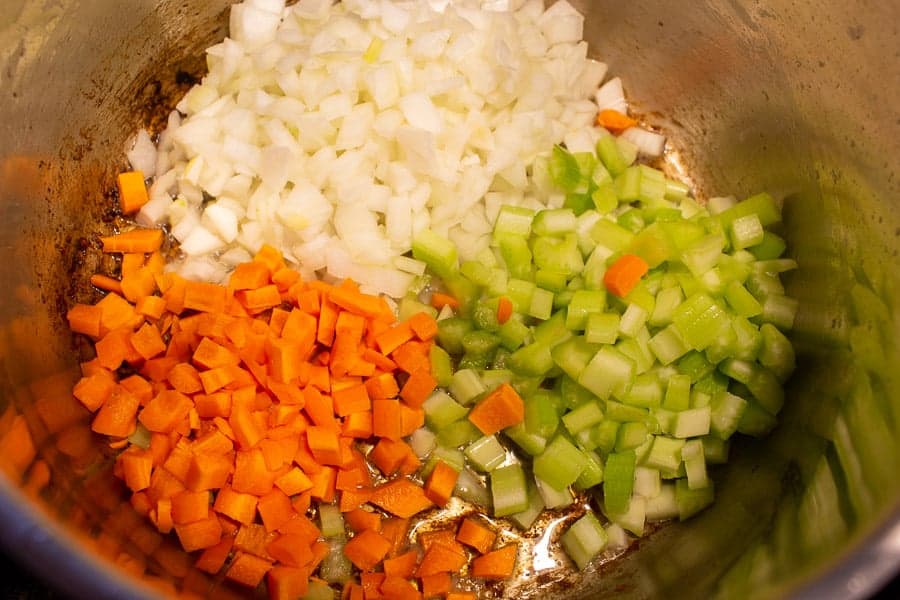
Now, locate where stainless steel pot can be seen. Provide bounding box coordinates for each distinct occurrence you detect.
[0,1,897,598]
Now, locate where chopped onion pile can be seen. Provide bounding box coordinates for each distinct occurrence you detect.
[128,0,664,297]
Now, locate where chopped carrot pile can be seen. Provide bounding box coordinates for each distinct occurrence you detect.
[68,230,518,599]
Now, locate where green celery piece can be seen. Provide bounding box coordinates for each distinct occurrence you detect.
[649,286,684,328]
[454,467,492,509]
[729,213,765,250]
[561,401,605,435]
[724,280,763,318]
[730,316,763,360]
[590,218,635,252]
[665,178,691,199]
[494,205,534,238]
[465,435,507,472]
[508,341,555,377]
[758,323,796,381]
[487,267,509,297]
[623,372,663,409]
[746,270,785,299]
[504,422,547,456]
[702,436,730,464]
[627,223,676,268]
[458,353,489,371]
[682,439,709,490]
[592,161,613,187]
[533,435,589,491]
[645,485,679,522]
[423,391,469,430]
[420,447,466,478]
[660,219,705,251]
[645,436,685,471]
[449,369,487,406]
[648,324,690,365]
[693,371,729,397]
[758,294,798,331]
[320,540,353,583]
[318,504,345,538]
[716,253,753,284]
[480,369,513,390]
[603,450,636,515]
[498,317,530,351]
[591,420,620,455]
[532,310,571,346]
[575,427,599,451]
[718,192,781,230]
[443,273,480,315]
[746,365,785,415]
[533,208,578,236]
[736,399,777,436]
[491,463,530,517]
[429,345,453,388]
[596,135,630,177]
[561,511,608,570]
[529,287,555,320]
[749,231,787,260]
[578,347,635,400]
[565,289,607,330]
[634,466,661,499]
[615,166,642,202]
[511,376,544,399]
[675,478,714,520]
[663,373,692,411]
[638,165,668,204]
[524,391,560,438]
[565,192,594,216]
[671,407,712,438]
[412,229,458,279]
[574,450,605,490]
[672,293,731,350]
[585,312,620,345]
[460,260,494,287]
[605,400,649,424]
[704,324,738,365]
[592,182,618,214]
[304,579,338,600]
[681,233,725,277]
[497,233,533,280]
[710,391,748,440]
[613,335,654,377]
[506,278,536,313]
[559,376,596,410]
[610,495,647,536]
[582,244,613,290]
[461,330,501,357]
[535,476,574,509]
[549,145,584,193]
[617,208,646,233]
[532,234,584,276]
[398,295,439,322]
[508,477,545,530]
[535,269,569,292]
[619,303,649,338]
[615,421,650,452]
[677,350,715,382]
[475,246,499,268]
[551,336,601,381]
[623,282,657,316]
[437,419,482,448]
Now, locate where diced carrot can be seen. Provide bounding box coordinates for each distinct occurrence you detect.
[267,565,311,600]
[236,284,282,314]
[446,592,477,600]
[328,283,385,319]
[308,465,338,503]
[429,292,459,310]
[471,544,518,579]
[343,529,391,571]
[341,581,365,600]
[91,387,139,437]
[306,426,342,466]
[332,383,371,417]
[185,453,231,492]
[372,399,402,441]
[596,108,638,133]
[317,298,339,347]
[213,486,258,525]
[257,489,294,532]
[73,373,115,412]
[398,405,425,438]
[274,467,313,497]
[121,269,158,303]
[361,572,386,600]
[369,478,434,518]
[390,341,431,375]
[420,572,452,599]
[90,273,123,294]
[456,518,496,555]
[135,295,167,320]
[95,328,138,370]
[67,303,103,337]
[375,322,414,356]
[100,229,163,254]
[496,296,514,325]
[338,487,373,513]
[418,529,464,555]
[345,508,382,534]
[383,549,418,579]
[97,292,137,332]
[399,369,437,408]
[362,349,397,373]
[467,382,525,436]
[369,438,413,477]
[194,535,234,574]
[192,337,239,370]
[120,449,153,492]
[407,312,438,342]
[424,461,459,507]
[173,515,222,553]
[365,371,399,400]
[379,575,423,600]
[117,171,150,214]
[603,253,649,298]
[229,404,265,450]
[232,448,277,496]
[253,245,286,272]
[416,542,467,577]
[139,390,193,433]
[229,261,270,291]
[194,392,232,419]
[171,490,210,524]
[343,410,373,439]
[225,552,273,587]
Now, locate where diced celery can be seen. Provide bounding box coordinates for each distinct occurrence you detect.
[429,344,453,388]
[504,422,547,456]
[681,234,725,277]
[535,269,569,292]
[701,435,730,464]
[578,347,635,400]
[470,299,499,333]
[645,483,679,521]
[736,400,777,436]
[565,192,594,216]
[508,477,545,530]
[682,439,709,490]
[619,304,649,338]
[574,450,605,490]
[536,476,574,508]
[718,192,781,230]
[511,376,543,399]
[561,511,608,570]
[746,365,784,415]
[532,310,570,346]
[610,495,646,536]
[454,467,492,509]
[617,208,645,233]
[423,391,469,429]
[677,351,715,382]
[321,540,353,584]
[533,208,578,236]
[746,270,785,299]
[758,323,795,381]
[596,135,629,176]
[672,293,731,350]
[398,295,439,322]
[644,436,685,471]
[529,287,555,320]
[480,369,513,390]
[498,316,530,351]
[590,218,635,252]
[582,245,613,290]
[421,447,466,478]
[724,280,763,318]
[648,324,690,365]
[437,317,474,356]
[506,278,536,313]
[550,336,599,380]
[710,391,748,439]
[615,422,650,452]
[491,463,530,517]
[497,234,533,280]
[583,313,619,346]
[494,205,534,238]
[615,166,642,202]
[565,289,607,330]
[437,420,482,448]
[460,260,494,287]
[412,229,458,279]
[487,267,509,297]
[592,182,618,214]
[663,373,691,411]
[591,420,620,455]
[561,401,605,435]
[729,213,765,250]
[449,369,486,406]
[675,478,714,520]
[465,435,507,472]
[524,391,560,439]
[666,178,691,200]
[508,341,555,376]
[749,231,787,260]
[603,450,636,515]
[634,466,661,499]
[461,330,501,357]
[559,376,595,409]
[319,504,345,538]
[549,145,585,192]
[303,580,337,600]
[459,353,488,371]
[671,407,711,438]
[410,427,436,460]
[758,294,798,330]
[623,373,663,409]
[127,424,151,449]
[533,435,588,491]
[533,234,584,276]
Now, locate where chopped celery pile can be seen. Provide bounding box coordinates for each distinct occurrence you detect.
[409,139,797,573]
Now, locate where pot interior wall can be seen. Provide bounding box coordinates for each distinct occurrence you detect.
[0,1,898,598]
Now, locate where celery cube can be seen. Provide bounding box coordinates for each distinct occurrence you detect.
[603,450,636,515]
[465,435,507,472]
[491,463,529,517]
[561,511,608,570]
[533,435,588,491]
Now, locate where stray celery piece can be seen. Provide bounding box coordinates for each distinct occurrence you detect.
[648,324,690,365]
[559,376,596,410]
[533,435,588,491]
[461,330,501,357]
[318,504,345,538]
[562,511,609,570]
[494,205,534,238]
[585,312,620,345]
[498,317,530,351]
[596,135,630,177]
[491,463,530,517]
[421,447,466,478]
[449,369,486,405]
[529,287,555,320]
[549,145,584,192]
[574,450,605,490]
[437,420,482,448]
[509,477,545,529]
[532,310,572,346]
[304,580,337,600]
[460,260,493,287]
[422,391,469,429]
[437,317,474,356]
[675,478,715,520]
[535,269,569,292]
[663,373,692,411]
[509,341,555,377]
[592,182,618,214]
[578,347,635,401]
[504,422,547,456]
[710,391,748,440]
[644,436,685,471]
[430,345,453,388]
[671,407,712,438]
[465,435,507,472]
[524,391,560,438]
[533,208,578,236]
[718,192,781,230]
[506,278,536,313]
[672,293,731,350]
[497,234,533,280]
[590,218,635,252]
[412,229,458,279]
[536,476,574,509]
[758,323,796,380]
[591,420,620,455]
[551,336,599,380]
[729,213,765,250]
[565,289,607,330]
[724,280,763,318]
[603,450,636,515]
[320,540,353,584]
[454,466,492,509]
[750,231,787,260]
[561,401,604,435]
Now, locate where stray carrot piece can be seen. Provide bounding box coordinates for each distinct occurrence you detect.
[338,487,373,513]
[407,311,439,341]
[342,581,365,600]
[429,292,459,310]
[236,284,282,314]
[467,382,525,436]
[194,535,234,574]
[91,387,139,438]
[232,448,277,496]
[73,373,115,412]
[225,551,273,588]
[120,449,153,492]
[121,269,158,303]
[308,465,338,503]
[173,515,223,553]
[418,529,464,555]
[372,399,402,441]
[317,298,339,347]
[67,303,103,337]
[365,371,399,400]
[271,267,300,292]
[267,565,311,600]
[90,273,123,294]
[420,572,452,598]
[369,478,434,518]
[374,321,414,356]
[369,438,415,477]
[446,593,477,600]
[229,261,271,291]
[117,171,150,214]
[416,542,467,577]
[383,549,418,579]
[456,518,496,555]
[380,575,423,600]
[398,405,425,438]
[343,529,391,571]
[390,341,431,375]
[399,369,437,408]
[253,245,286,273]
[328,283,385,318]
[471,543,519,580]
[345,508,382,534]
[361,572,386,600]
[596,108,638,134]
[100,228,164,254]
[424,461,459,507]
[171,490,210,525]
[167,363,203,394]
[496,296,514,325]
[603,253,649,298]
[194,392,232,419]
[213,486,258,525]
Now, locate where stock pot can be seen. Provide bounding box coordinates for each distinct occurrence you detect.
[0,1,898,598]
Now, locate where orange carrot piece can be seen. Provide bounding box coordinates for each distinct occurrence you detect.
[429,292,459,310]
[379,575,423,600]
[390,341,431,375]
[306,426,342,466]
[120,449,153,492]
[229,261,271,291]
[603,253,649,298]
[67,303,103,337]
[268,565,311,600]
[418,529,465,555]
[365,372,399,400]
[120,269,158,303]
[308,466,338,503]
[316,298,339,347]
[130,322,166,360]
[471,543,518,579]
[374,322,414,356]
[456,518,496,555]
[167,362,203,394]
[496,296,514,325]
[328,283,385,319]
[72,373,115,412]
[343,529,391,571]
[139,390,193,433]
[420,572,452,599]
[398,405,425,438]
[338,487,373,513]
[194,535,234,574]
[171,490,210,524]
[91,387,139,437]
[372,399,402,441]
[362,349,397,373]
[361,572,386,600]
[345,508,382,534]
[383,549,418,579]
[173,515,223,552]
[225,552,273,587]
[232,448,277,496]
[416,542,467,577]
[446,593,477,600]
[257,489,295,533]
[117,171,150,214]
[369,478,434,518]
[194,392,232,419]
[596,108,638,133]
[399,369,437,408]
[369,438,414,477]
[185,453,231,492]
[274,467,313,497]
[236,284,282,313]
[234,522,277,558]
[94,328,137,370]
[214,486,258,525]
[333,383,372,417]
[407,312,439,341]
[343,410,373,439]
[424,461,459,507]
[90,273,123,294]
[100,229,164,254]
[342,581,365,600]
[467,382,525,436]
[193,337,240,370]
